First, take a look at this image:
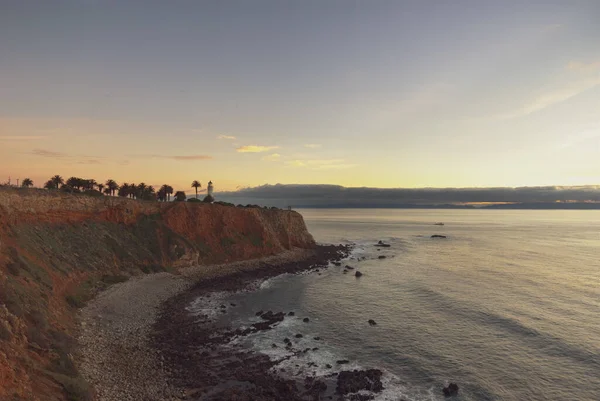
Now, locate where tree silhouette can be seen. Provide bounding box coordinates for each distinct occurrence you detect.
[103,187,112,196]
[21,178,33,188]
[51,175,64,189]
[118,182,130,197]
[166,185,173,201]
[174,191,187,201]
[44,180,54,189]
[105,179,119,196]
[191,180,201,199]
[97,183,105,193]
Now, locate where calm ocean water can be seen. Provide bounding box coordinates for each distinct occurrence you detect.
[197,209,600,400]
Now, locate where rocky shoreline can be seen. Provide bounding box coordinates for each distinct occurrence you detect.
[77,244,371,401]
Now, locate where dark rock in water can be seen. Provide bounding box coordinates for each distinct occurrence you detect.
[434,222,444,226]
[272,343,277,348]
[374,242,391,247]
[333,262,342,266]
[288,311,295,316]
[355,271,363,277]
[431,234,447,238]
[443,383,459,397]
[283,338,291,344]
[368,319,377,326]
[220,304,226,308]
[325,364,332,369]
[343,270,348,274]
[303,317,310,323]
[312,347,319,351]
[336,369,384,395]
[313,337,321,340]
[336,360,350,365]
[255,310,264,316]
[295,333,303,338]
[230,303,236,307]
[378,255,386,259]
[345,265,355,270]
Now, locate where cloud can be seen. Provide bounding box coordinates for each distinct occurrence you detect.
[132,154,212,161]
[30,149,68,158]
[76,159,102,165]
[0,135,47,140]
[217,135,237,140]
[494,77,600,120]
[216,184,600,208]
[262,153,281,162]
[286,159,356,170]
[168,155,212,161]
[236,145,279,153]
[566,60,600,72]
[304,144,322,149]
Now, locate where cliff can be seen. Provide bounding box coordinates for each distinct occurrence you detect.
[0,188,315,400]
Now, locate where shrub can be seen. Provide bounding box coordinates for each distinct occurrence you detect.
[100,274,128,285]
[187,198,201,203]
[174,191,187,201]
[203,194,214,203]
[0,321,12,341]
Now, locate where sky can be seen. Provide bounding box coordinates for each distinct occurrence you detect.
[1,0,599,194]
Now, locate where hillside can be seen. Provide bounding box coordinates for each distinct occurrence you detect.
[0,188,315,400]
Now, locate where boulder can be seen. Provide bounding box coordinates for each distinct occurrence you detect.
[303,318,310,323]
[431,235,447,239]
[443,383,459,397]
[336,369,384,395]
[368,319,376,326]
[355,271,363,277]
[345,265,354,270]
[336,360,350,365]
[378,256,386,259]
[295,333,303,338]
[288,311,295,316]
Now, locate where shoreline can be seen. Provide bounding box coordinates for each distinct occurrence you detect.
[76,245,350,401]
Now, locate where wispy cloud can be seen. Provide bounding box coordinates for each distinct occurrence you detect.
[286,158,357,170]
[494,77,600,120]
[0,135,47,140]
[169,155,212,161]
[236,145,279,153]
[262,153,281,161]
[304,144,322,149]
[566,60,600,72]
[133,154,213,161]
[77,159,102,165]
[217,135,237,140]
[30,149,68,158]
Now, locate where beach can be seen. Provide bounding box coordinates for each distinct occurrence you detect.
[76,245,350,401]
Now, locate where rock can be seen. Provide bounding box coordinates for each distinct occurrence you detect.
[336,360,350,365]
[345,265,354,270]
[288,311,295,316]
[336,369,384,395]
[343,270,348,274]
[326,364,332,369]
[431,235,447,238]
[303,318,310,323]
[295,333,303,338]
[355,271,363,277]
[374,241,391,248]
[284,338,291,344]
[313,337,321,340]
[368,319,376,326]
[230,303,236,307]
[220,304,226,308]
[443,383,459,397]
[333,262,342,266]
[272,343,277,348]
[378,256,386,259]
[255,310,264,316]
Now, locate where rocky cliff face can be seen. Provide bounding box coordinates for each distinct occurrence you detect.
[0,188,315,400]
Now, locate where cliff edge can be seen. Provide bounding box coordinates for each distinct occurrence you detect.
[0,188,315,400]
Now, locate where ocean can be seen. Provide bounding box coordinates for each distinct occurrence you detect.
[196,209,600,400]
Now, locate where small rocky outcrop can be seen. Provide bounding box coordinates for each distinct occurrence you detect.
[443,383,459,397]
[431,234,447,238]
[368,319,376,326]
[336,369,384,395]
[374,240,391,248]
[303,318,310,323]
[378,255,386,259]
[355,271,363,277]
[336,360,350,365]
[345,265,355,270]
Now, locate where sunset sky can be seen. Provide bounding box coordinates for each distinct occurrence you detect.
[1,1,599,193]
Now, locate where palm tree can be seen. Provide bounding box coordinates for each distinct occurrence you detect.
[103,187,112,196]
[21,178,33,188]
[159,184,173,201]
[51,175,64,189]
[166,185,174,201]
[128,183,137,199]
[97,183,105,193]
[105,179,119,196]
[118,182,130,197]
[191,180,201,199]
[44,180,54,189]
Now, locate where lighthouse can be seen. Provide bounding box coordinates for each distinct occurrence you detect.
[207,181,214,197]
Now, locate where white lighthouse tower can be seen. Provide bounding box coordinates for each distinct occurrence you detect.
[207,181,214,197]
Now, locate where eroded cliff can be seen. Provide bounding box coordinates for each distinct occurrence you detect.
[0,188,315,400]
